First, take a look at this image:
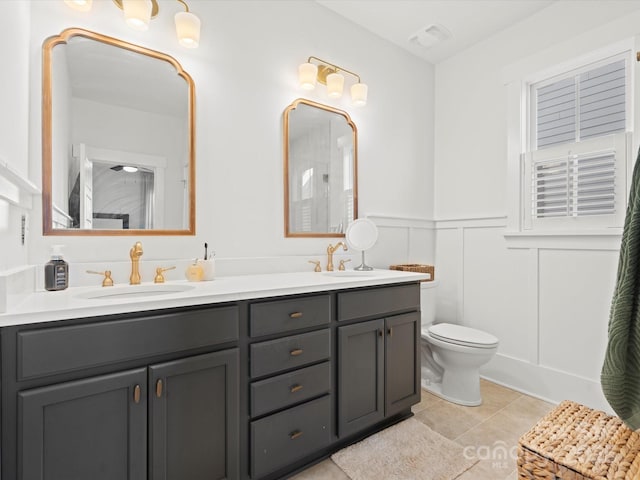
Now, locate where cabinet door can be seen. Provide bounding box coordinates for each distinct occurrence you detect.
[385,312,421,417]
[19,368,147,480]
[338,319,384,438]
[149,349,239,480]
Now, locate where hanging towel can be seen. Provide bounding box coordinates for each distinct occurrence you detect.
[602,147,640,430]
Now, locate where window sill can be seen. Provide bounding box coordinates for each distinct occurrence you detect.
[504,229,622,250]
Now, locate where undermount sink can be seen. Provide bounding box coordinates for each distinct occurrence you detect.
[75,284,196,300]
[322,271,377,278]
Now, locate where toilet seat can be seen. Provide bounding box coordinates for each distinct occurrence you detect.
[428,323,498,349]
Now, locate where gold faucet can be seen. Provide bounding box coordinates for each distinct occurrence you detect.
[129,241,144,285]
[326,242,348,271]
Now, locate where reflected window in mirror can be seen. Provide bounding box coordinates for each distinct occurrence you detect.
[284,99,358,237]
[42,28,195,236]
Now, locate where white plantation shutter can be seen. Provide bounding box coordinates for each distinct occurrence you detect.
[524,52,630,231]
[525,133,628,229]
[533,58,626,149]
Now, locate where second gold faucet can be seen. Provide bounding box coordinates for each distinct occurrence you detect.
[326,242,348,271]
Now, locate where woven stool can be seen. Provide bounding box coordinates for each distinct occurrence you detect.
[518,400,640,480]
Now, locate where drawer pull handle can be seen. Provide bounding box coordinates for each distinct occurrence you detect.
[290,384,303,393]
[388,327,393,337]
[290,349,303,357]
[133,385,141,404]
[156,379,163,398]
[378,329,383,337]
[290,312,303,319]
[290,430,303,440]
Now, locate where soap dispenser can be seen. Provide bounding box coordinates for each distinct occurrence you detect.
[44,245,69,291]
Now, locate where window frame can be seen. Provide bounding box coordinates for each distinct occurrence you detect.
[505,40,635,246]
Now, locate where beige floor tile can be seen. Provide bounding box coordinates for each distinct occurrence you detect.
[411,389,444,413]
[289,459,349,480]
[455,459,509,480]
[414,400,482,440]
[480,379,522,407]
[454,419,521,452]
[503,469,518,479]
[499,395,556,437]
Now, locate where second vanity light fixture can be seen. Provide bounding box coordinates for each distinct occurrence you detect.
[63,0,201,48]
[298,56,368,107]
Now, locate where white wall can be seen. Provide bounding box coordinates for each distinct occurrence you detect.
[20,0,434,269]
[434,1,640,410]
[0,1,30,271]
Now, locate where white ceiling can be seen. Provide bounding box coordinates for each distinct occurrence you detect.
[316,0,556,64]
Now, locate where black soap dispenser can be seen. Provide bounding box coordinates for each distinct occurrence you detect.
[44,245,69,291]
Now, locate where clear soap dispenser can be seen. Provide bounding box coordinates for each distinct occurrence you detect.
[44,245,69,291]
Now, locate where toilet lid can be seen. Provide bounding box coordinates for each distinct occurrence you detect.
[428,323,498,348]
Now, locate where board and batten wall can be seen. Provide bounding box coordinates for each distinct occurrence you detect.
[434,1,640,411]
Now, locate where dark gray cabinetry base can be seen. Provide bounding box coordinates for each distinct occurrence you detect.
[3,281,421,480]
[149,350,239,480]
[19,368,148,480]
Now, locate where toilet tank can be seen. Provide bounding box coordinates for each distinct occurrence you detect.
[420,280,439,329]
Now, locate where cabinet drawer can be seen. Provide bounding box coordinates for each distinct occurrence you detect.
[249,295,331,337]
[337,284,420,322]
[250,329,330,378]
[251,361,331,418]
[251,395,331,478]
[17,306,239,381]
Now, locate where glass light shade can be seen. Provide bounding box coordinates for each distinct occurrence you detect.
[175,11,201,48]
[123,166,139,173]
[64,0,92,12]
[298,63,318,90]
[326,72,344,98]
[123,0,152,31]
[351,83,368,106]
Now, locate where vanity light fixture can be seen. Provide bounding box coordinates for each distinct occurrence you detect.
[63,0,201,48]
[298,56,368,107]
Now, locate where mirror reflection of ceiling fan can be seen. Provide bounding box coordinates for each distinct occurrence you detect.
[110,165,153,173]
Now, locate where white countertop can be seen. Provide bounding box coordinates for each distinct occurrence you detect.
[0,269,428,327]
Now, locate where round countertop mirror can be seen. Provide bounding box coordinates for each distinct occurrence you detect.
[346,218,379,251]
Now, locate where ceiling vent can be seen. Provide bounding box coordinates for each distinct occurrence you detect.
[409,24,452,49]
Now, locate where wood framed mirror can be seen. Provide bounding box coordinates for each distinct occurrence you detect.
[42,28,195,236]
[284,99,358,237]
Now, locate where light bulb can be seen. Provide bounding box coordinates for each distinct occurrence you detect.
[351,83,368,107]
[298,63,318,90]
[326,72,344,98]
[123,0,152,31]
[175,11,201,48]
[64,0,92,11]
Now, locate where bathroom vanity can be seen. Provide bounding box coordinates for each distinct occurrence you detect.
[0,270,424,480]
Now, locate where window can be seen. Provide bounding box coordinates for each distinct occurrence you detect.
[523,53,631,231]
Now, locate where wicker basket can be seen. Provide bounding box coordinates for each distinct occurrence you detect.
[518,400,640,480]
[389,264,434,281]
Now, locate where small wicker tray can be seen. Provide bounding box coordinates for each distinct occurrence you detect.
[518,400,640,480]
[389,264,434,281]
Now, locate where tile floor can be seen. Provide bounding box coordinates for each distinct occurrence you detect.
[291,379,555,480]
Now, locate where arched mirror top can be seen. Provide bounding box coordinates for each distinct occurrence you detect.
[284,98,358,238]
[42,28,196,236]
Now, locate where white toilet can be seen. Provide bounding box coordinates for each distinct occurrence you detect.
[420,280,498,406]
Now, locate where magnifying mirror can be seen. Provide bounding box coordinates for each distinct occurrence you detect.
[345,218,378,271]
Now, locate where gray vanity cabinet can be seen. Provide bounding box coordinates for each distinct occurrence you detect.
[337,285,421,439]
[19,368,148,480]
[149,349,239,480]
[4,305,240,480]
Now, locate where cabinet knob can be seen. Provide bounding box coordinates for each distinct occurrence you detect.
[290,430,303,440]
[289,312,303,319]
[156,379,163,398]
[133,384,141,404]
[290,348,303,357]
[290,384,303,393]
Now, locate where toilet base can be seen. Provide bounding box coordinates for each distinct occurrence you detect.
[421,379,482,407]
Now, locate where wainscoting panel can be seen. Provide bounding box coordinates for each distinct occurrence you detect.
[435,215,620,411]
